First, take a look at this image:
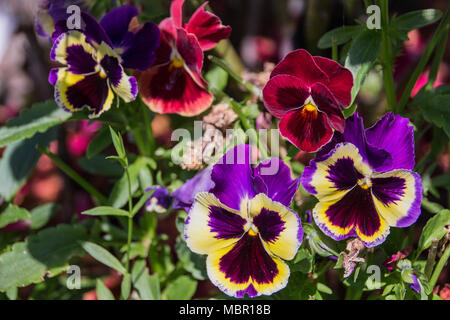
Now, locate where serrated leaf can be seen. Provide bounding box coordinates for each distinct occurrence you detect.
[131,259,160,300]
[318,25,363,49]
[30,203,60,230]
[0,224,87,291]
[0,129,56,201]
[80,241,126,274]
[0,204,31,228]
[392,9,442,31]
[345,29,382,104]
[0,100,71,147]
[82,206,130,217]
[417,209,450,256]
[162,275,197,300]
[96,279,115,300]
[290,248,313,273]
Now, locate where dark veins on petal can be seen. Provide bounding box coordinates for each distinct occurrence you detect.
[371,176,406,205]
[326,185,381,237]
[208,205,246,240]
[326,157,364,191]
[219,232,278,284]
[253,208,285,243]
[66,45,97,74]
[66,73,109,114]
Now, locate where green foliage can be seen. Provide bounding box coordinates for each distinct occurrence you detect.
[80,241,126,274]
[0,204,31,228]
[416,209,450,257]
[131,259,160,300]
[318,25,364,49]
[30,203,60,230]
[0,100,71,148]
[96,279,115,300]
[82,206,130,217]
[0,224,87,291]
[162,275,197,300]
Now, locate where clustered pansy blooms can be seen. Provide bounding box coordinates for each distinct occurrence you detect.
[45,5,160,117]
[138,0,232,116]
[26,0,430,301]
[184,145,303,298]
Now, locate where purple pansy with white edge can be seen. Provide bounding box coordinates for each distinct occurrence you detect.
[184,144,303,298]
[48,6,159,117]
[145,186,172,214]
[301,112,422,247]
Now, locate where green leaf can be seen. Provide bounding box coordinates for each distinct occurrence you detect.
[432,172,450,190]
[82,206,130,217]
[121,273,131,300]
[0,204,31,228]
[0,224,87,291]
[6,286,18,300]
[205,66,229,92]
[109,126,126,161]
[80,241,126,274]
[30,203,60,230]
[162,275,197,300]
[0,129,56,201]
[78,155,123,177]
[290,248,314,273]
[343,103,358,119]
[412,85,450,138]
[86,127,112,159]
[96,279,115,300]
[175,237,207,280]
[392,9,442,32]
[345,29,382,104]
[318,25,363,49]
[108,157,148,208]
[417,209,450,256]
[0,100,71,147]
[131,259,160,300]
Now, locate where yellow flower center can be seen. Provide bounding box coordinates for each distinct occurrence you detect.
[169,57,184,71]
[358,177,372,189]
[248,228,258,236]
[99,67,108,79]
[302,103,318,115]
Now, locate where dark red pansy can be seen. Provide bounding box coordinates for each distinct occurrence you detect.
[138,0,231,116]
[263,49,353,152]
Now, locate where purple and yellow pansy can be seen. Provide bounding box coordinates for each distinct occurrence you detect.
[47,6,159,117]
[184,144,303,298]
[301,113,422,247]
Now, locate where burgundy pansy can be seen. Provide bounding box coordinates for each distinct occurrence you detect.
[138,0,231,116]
[262,49,353,152]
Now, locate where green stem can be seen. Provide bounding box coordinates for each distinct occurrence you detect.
[37,145,108,205]
[426,28,449,90]
[141,101,155,155]
[230,100,269,159]
[380,0,397,111]
[428,245,450,293]
[397,7,450,113]
[331,39,338,62]
[125,167,134,274]
[313,260,333,279]
[208,55,261,97]
[425,239,439,279]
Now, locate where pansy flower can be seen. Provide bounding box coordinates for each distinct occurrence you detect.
[184,144,303,298]
[301,112,422,247]
[145,186,172,213]
[35,0,91,38]
[263,49,353,152]
[138,0,231,116]
[49,6,159,117]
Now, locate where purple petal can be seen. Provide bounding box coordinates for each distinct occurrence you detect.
[172,166,215,211]
[365,112,415,171]
[100,6,138,46]
[253,158,300,207]
[210,144,257,211]
[145,186,171,213]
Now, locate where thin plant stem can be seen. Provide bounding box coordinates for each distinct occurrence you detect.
[37,145,108,205]
[425,239,439,279]
[125,167,134,274]
[141,101,155,155]
[397,7,450,113]
[331,39,338,62]
[428,245,450,293]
